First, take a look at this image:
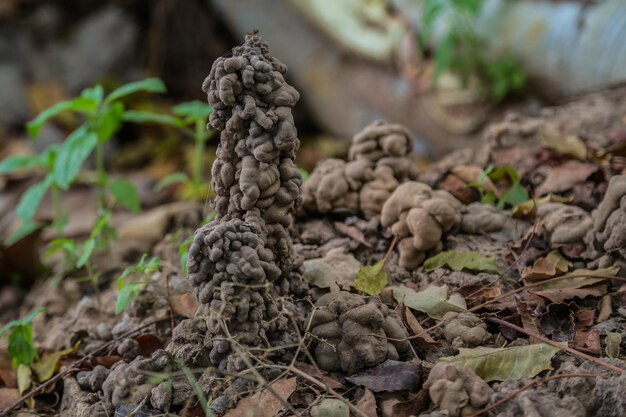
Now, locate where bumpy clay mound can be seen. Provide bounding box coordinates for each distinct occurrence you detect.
[442,312,490,348]
[423,362,493,417]
[460,202,507,234]
[302,120,416,217]
[186,31,303,371]
[305,291,409,373]
[381,182,462,270]
[586,175,626,259]
[537,203,593,247]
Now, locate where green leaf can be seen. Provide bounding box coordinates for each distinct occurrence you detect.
[76,238,96,268]
[97,102,124,141]
[16,176,53,222]
[0,155,44,174]
[4,221,41,247]
[155,172,189,191]
[172,101,213,123]
[44,238,78,260]
[0,308,45,339]
[605,331,622,359]
[8,324,38,367]
[122,110,184,128]
[108,178,140,213]
[439,344,560,382]
[297,167,309,182]
[497,182,529,210]
[354,260,388,295]
[393,285,466,319]
[53,127,98,189]
[80,85,104,104]
[27,97,99,137]
[105,78,166,104]
[115,280,142,314]
[424,250,499,274]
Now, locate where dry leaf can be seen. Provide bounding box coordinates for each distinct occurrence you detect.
[0,349,17,388]
[395,303,439,348]
[303,248,360,292]
[533,282,608,304]
[31,343,79,383]
[391,389,430,417]
[512,194,571,217]
[135,334,163,357]
[356,388,377,417]
[535,266,619,290]
[223,377,297,417]
[538,127,587,160]
[345,360,422,393]
[522,251,572,282]
[334,222,371,247]
[451,165,498,195]
[393,285,466,320]
[605,331,622,359]
[0,387,20,410]
[17,364,31,395]
[535,161,599,196]
[597,294,613,323]
[573,330,601,355]
[170,293,199,319]
[294,362,345,390]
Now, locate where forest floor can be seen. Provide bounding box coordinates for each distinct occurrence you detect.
[1,85,626,417]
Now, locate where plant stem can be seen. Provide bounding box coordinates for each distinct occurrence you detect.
[193,120,206,195]
[51,185,64,236]
[95,141,106,209]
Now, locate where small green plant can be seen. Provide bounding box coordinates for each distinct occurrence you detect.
[0,78,165,245]
[0,308,45,368]
[45,211,115,285]
[466,165,529,209]
[123,100,215,200]
[115,255,162,314]
[421,0,526,100]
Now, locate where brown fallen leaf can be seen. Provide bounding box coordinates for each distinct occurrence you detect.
[574,309,595,329]
[356,388,377,417]
[294,362,345,390]
[223,377,297,417]
[532,282,609,304]
[515,296,542,343]
[535,160,600,196]
[135,334,163,357]
[0,349,16,388]
[572,330,601,355]
[346,360,422,393]
[522,251,572,282]
[0,387,20,410]
[391,389,430,417]
[439,174,479,204]
[170,293,199,319]
[334,221,371,248]
[94,355,123,368]
[395,303,439,348]
[31,343,80,383]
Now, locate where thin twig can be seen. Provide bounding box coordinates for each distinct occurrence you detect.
[0,317,170,417]
[486,317,625,374]
[467,373,601,417]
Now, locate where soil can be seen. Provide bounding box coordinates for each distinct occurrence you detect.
[1,41,626,417]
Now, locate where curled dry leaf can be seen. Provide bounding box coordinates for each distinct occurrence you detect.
[395,303,439,348]
[294,362,346,390]
[345,360,422,393]
[535,160,600,196]
[512,194,571,217]
[522,251,572,282]
[356,388,377,417]
[597,294,613,323]
[223,377,297,417]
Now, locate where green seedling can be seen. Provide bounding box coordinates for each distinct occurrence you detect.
[124,100,215,200]
[0,308,46,368]
[115,255,162,314]
[466,165,529,209]
[0,78,165,246]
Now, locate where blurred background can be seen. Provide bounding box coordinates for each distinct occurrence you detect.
[1,0,625,159]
